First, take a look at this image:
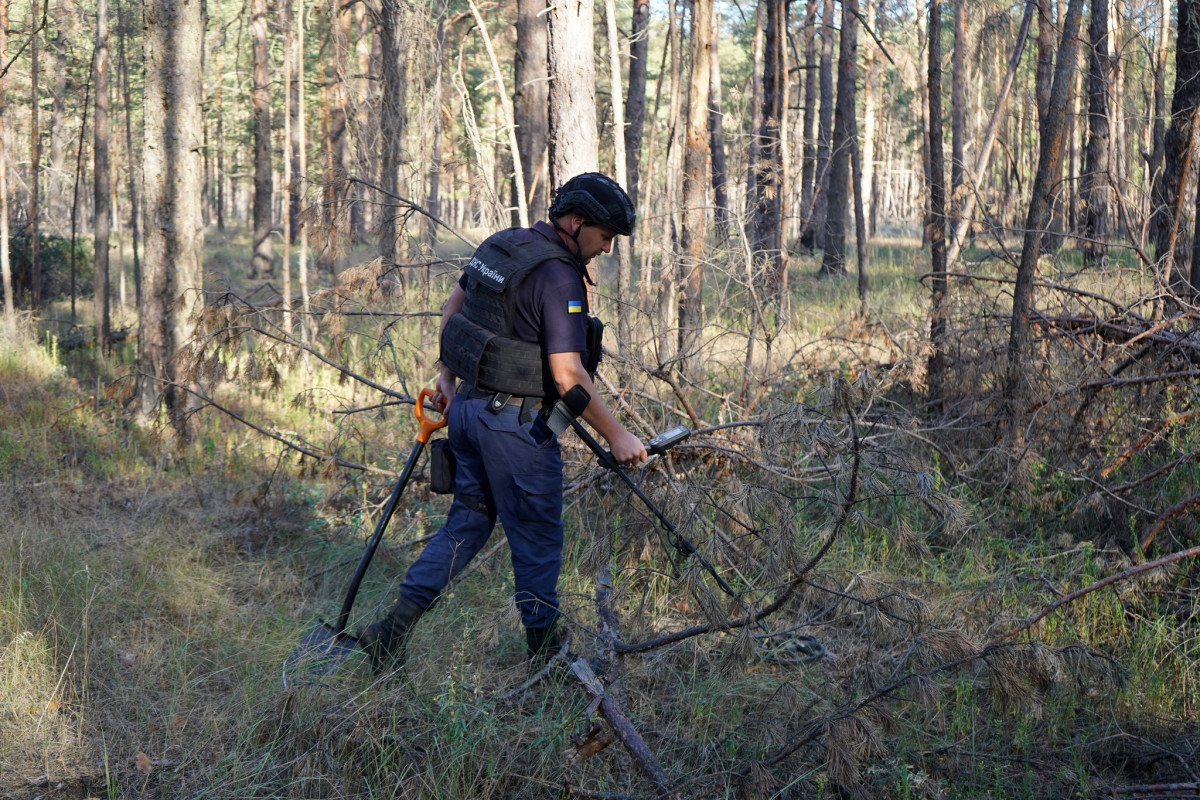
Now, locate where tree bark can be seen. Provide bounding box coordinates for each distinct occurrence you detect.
[117,0,140,304]
[813,0,835,250]
[548,0,598,186]
[380,0,409,276]
[250,0,273,279]
[603,0,633,342]
[799,0,818,250]
[750,0,786,282]
[679,0,712,380]
[515,0,549,219]
[950,0,967,219]
[625,0,649,214]
[860,0,877,237]
[820,0,857,276]
[708,4,729,242]
[94,0,111,351]
[30,0,42,306]
[1003,0,1084,412]
[1081,0,1110,269]
[1150,0,1200,296]
[927,0,949,407]
[0,0,12,331]
[139,0,206,431]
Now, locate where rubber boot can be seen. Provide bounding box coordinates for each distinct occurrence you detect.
[525,624,562,670]
[357,596,424,675]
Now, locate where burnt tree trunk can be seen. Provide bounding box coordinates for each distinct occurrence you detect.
[0,0,12,329]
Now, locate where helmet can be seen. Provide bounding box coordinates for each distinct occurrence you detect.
[548,172,636,236]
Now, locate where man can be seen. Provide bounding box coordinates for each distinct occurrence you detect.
[358,172,647,673]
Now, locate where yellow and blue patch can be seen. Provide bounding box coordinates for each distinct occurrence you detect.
[567,300,583,314]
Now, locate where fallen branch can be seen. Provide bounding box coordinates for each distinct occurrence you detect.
[1138,492,1200,553]
[994,544,1200,642]
[570,658,678,799]
[1102,411,1200,478]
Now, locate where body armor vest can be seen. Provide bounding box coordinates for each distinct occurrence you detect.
[440,228,603,398]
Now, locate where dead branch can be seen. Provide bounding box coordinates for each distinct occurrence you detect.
[1102,411,1200,478]
[1138,493,1200,552]
[995,544,1200,642]
[570,658,679,799]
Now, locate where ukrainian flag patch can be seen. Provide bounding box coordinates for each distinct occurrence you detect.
[567,300,583,314]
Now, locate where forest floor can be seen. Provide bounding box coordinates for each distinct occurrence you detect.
[1,234,1198,799]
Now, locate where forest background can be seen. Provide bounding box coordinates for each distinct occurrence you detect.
[0,0,1198,795]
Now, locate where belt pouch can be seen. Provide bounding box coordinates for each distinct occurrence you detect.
[429,438,457,494]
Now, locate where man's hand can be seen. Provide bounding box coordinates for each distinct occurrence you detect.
[607,428,647,467]
[433,366,457,413]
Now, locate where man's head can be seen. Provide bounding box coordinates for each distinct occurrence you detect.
[549,173,635,265]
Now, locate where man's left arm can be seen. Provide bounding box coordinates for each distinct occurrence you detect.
[547,352,646,466]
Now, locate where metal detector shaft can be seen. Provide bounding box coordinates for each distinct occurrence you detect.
[333,388,447,636]
[568,419,737,597]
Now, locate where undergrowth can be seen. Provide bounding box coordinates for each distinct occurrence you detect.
[1,239,1198,799]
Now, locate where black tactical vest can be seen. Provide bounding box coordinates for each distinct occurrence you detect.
[440,228,603,398]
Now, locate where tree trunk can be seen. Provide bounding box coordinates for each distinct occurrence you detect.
[950,0,967,218]
[287,0,301,246]
[708,4,729,242]
[1081,0,1110,269]
[603,0,633,342]
[250,0,273,279]
[679,0,712,380]
[927,0,949,407]
[0,0,12,331]
[30,0,42,306]
[860,0,877,237]
[820,0,857,276]
[746,0,764,216]
[1150,0,1200,296]
[750,0,786,278]
[515,0,549,219]
[1145,0,1169,212]
[813,0,835,250]
[327,0,351,265]
[94,0,111,351]
[48,20,68,221]
[380,0,409,275]
[1004,0,1084,411]
[117,0,140,304]
[625,0,649,216]
[548,0,599,186]
[799,0,818,250]
[139,0,206,431]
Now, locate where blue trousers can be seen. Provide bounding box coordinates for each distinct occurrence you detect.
[399,391,565,628]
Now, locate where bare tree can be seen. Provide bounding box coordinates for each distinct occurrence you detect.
[1081,0,1110,269]
[813,0,834,250]
[819,0,857,276]
[94,0,111,350]
[679,0,712,380]
[116,0,140,307]
[250,0,273,279]
[927,0,949,406]
[950,0,967,219]
[139,0,206,429]
[548,0,598,185]
[1004,0,1084,413]
[799,0,818,250]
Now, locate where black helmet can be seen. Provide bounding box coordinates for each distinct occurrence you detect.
[548,172,636,236]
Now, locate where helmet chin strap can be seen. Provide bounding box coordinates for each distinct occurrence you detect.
[551,216,597,286]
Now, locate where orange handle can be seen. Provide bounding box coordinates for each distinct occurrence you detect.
[414,387,448,443]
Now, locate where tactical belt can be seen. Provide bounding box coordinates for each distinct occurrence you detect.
[463,386,543,424]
